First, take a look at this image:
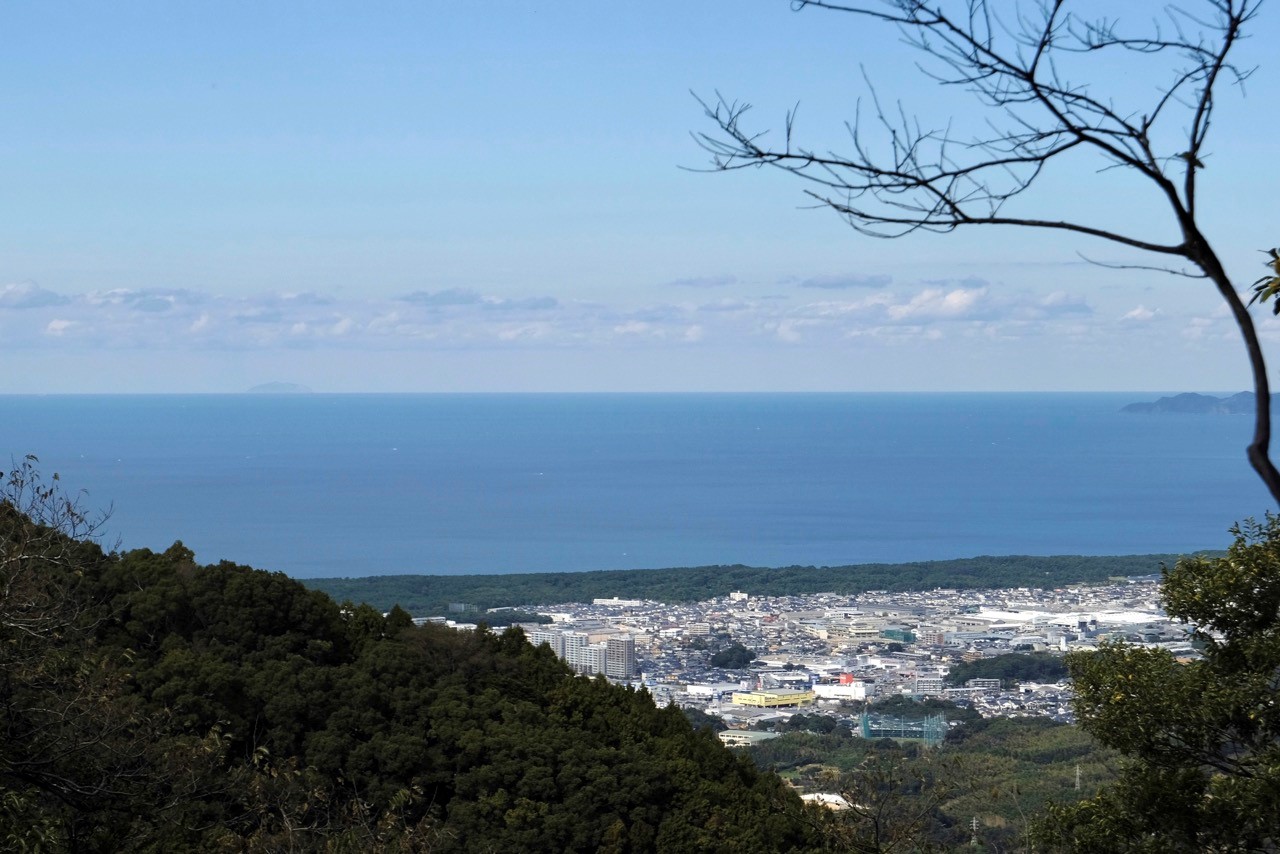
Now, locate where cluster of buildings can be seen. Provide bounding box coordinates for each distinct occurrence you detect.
[525,618,638,680]
[433,576,1190,736]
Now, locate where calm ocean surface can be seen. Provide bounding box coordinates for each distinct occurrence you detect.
[0,393,1270,577]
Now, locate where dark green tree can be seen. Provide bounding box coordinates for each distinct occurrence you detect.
[821,754,961,853]
[0,462,828,852]
[1037,518,1280,851]
[681,706,729,733]
[944,652,1068,688]
[0,457,149,849]
[711,642,756,669]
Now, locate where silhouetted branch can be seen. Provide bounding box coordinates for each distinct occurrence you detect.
[697,0,1280,503]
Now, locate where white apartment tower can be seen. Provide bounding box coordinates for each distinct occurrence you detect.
[562,631,597,675]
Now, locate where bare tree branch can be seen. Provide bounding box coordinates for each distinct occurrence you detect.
[1074,252,1208,279]
[697,0,1280,504]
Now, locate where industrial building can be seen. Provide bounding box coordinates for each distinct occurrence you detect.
[729,688,816,708]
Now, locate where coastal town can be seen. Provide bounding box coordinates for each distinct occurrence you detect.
[422,574,1192,743]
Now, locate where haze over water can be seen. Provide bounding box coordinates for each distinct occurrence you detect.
[1,393,1267,578]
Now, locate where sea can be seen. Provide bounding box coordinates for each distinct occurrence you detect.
[0,393,1270,578]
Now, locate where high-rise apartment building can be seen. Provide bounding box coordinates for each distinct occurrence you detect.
[605,635,637,680]
[524,625,636,680]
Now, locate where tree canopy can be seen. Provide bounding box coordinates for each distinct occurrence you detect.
[0,460,824,852]
[1037,517,1280,851]
[711,642,757,669]
[945,652,1069,688]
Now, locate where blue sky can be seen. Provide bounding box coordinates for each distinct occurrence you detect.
[1,1,1277,392]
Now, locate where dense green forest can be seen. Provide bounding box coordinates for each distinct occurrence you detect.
[945,652,1071,687]
[0,465,823,852]
[305,553,1183,614]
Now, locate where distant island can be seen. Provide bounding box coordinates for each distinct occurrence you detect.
[246,381,313,394]
[1122,391,1253,414]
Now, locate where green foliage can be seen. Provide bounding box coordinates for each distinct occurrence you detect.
[0,470,824,852]
[304,553,1186,613]
[1037,517,1280,852]
[748,718,1117,851]
[0,458,164,850]
[1248,248,1280,313]
[775,713,849,735]
[681,707,729,733]
[823,752,959,853]
[944,652,1068,687]
[710,642,756,669]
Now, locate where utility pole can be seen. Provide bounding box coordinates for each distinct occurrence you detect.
[1075,763,1081,791]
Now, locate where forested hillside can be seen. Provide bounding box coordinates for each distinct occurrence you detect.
[306,553,1185,614]
[0,465,821,852]
[747,716,1118,851]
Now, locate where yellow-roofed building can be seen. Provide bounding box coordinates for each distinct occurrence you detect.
[729,688,816,708]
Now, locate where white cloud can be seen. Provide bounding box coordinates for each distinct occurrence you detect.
[1182,315,1235,342]
[497,323,551,341]
[86,288,203,312]
[0,280,1119,357]
[843,323,940,342]
[1039,291,1092,316]
[772,319,809,342]
[0,282,67,309]
[886,287,989,321]
[1121,305,1159,323]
